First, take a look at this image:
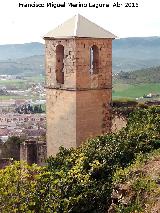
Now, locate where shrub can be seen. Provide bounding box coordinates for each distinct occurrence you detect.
[0,107,159,212]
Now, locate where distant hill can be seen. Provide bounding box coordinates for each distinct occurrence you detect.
[113,66,160,84]
[113,37,160,72]
[113,37,160,59]
[0,55,44,76]
[0,37,160,75]
[0,42,44,60]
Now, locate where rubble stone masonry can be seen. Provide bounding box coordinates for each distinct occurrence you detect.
[45,38,112,156]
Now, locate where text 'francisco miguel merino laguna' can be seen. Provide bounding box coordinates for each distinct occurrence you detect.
[18,2,111,8]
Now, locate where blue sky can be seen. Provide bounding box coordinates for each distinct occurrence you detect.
[0,0,160,44]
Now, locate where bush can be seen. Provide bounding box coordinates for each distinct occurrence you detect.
[0,107,160,212]
[0,161,44,212]
[44,107,160,212]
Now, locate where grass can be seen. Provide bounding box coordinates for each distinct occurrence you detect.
[0,95,40,101]
[25,75,44,83]
[113,83,160,99]
[0,79,25,84]
[0,95,25,100]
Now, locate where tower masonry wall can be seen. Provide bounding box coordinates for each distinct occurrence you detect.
[45,39,76,89]
[75,38,112,146]
[76,89,112,147]
[75,38,112,89]
[45,37,112,156]
[46,89,76,156]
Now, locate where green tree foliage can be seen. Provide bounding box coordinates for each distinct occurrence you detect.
[0,107,160,212]
[0,161,44,213]
[16,104,44,114]
[44,107,160,212]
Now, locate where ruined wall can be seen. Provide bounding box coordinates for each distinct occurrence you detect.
[20,140,47,166]
[0,138,20,161]
[36,141,47,166]
[20,141,37,165]
[0,158,13,169]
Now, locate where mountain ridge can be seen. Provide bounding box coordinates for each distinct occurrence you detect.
[0,37,160,75]
[0,42,44,60]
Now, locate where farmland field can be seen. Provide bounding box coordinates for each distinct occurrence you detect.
[112,83,160,99]
[0,75,45,101]
[0,75,44,90]
[0,75,160,101]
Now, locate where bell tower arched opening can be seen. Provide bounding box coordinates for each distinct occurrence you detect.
[56,44,64,84]
[90,45,99,74]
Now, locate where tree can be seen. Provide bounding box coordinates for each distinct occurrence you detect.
[0,161,43,213]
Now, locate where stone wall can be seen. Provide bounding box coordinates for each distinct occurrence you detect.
[76,89,112,146]
[36,141,47,166]
[46,89,76,156]
[20,140,37,165]
[45,38,112,156]
[20,140,47,166]
[45,39,76,89]
[75,38,112,90]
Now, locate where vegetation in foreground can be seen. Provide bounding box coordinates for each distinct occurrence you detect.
[111,149,160,212]
[0,107,160,213]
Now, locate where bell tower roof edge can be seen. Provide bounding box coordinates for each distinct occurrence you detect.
[43,14,116,39]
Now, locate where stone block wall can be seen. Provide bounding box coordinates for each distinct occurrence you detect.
[20,141,37,165]
[112,116,127,133]
[45,38,112,156]
[45,39,76,89]
[36,141,47,166]
[75,38,112,89]
[46,89,76,156]
[76,89,112,146]
[45,38,112,90]
[20,140,46,165]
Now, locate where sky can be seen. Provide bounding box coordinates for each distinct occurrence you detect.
[0,0,160,44]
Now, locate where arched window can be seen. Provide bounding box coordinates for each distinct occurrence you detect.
[56,44,64,84]
[89,45,99,74]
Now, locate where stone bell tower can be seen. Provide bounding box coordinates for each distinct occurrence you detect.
[44,14,116,156]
